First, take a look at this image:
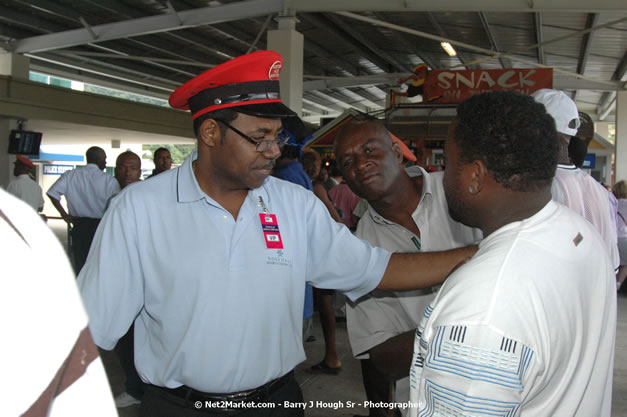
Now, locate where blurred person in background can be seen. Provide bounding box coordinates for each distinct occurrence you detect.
[6,155,44,214]
[613,180,627,292]
[149,147,172,178]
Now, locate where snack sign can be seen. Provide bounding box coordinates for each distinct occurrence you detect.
[424,68,553,103]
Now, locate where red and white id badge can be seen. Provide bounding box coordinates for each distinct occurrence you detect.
[259,213,284,249]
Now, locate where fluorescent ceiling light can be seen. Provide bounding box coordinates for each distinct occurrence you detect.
[440,42,457,57]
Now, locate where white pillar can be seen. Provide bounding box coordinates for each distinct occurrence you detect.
[615,91,627,183]
[267,16,303,117]
[0,118,19,188]
[0,52,30,79]
[596,122,610,140]
[0,53,30,187]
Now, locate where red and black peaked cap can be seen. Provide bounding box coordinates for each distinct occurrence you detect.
[169,50,298,120]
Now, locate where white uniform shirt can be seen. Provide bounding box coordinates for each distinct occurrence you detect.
[6,174,44,211]
[47,163,119,218]
[409,201,616,417]
[552,164,619,269]
[0,189,116,417]
[348,166,482,358]
[78,150,390,393]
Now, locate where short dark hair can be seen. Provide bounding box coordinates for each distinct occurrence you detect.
[193,108,240,139]
[153,147,170,160]
[86,146,105,164]
[453,91,558,192]
[613,181,627,199]
[117,151,140,166]
[301,150,321,179]
[568,136,588,168]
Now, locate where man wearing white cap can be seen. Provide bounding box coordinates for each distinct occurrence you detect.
[532,88,619,271]
[77,51,475,417]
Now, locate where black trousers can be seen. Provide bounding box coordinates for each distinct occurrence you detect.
[70,217,100,274]
[114,323,145,399]
[140,372,304,417]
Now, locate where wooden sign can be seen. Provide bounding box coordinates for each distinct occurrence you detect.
[423,68,553,104]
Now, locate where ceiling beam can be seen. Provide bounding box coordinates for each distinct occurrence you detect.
[11,0,627,55]
[302,98,341,115]
[300,14,391,73]
[574,13,599,101]
[337,11,624,87]
[426,12,471,69]
[597,50,627,120]
[54,51,212,68]
[17,0,82,23]
[26,52,181,91]
[314,90,371,113]
[334,87,383,110]
[285,0,627,13]
[9,0,234,76]
[305,74,400,90]
[371,12,440,70]
[11,0,283,53]
[0,4,65,33]
[464,15,626,68]
[304,73,624,91]
[28,61,173,101]
[348,87,386,107]
[323,13,407,72]
[303,94,347,113]
[533,13,546,65]
[478,12,511,69]
[301,102,324,115]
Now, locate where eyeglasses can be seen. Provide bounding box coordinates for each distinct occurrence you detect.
[218,120,290,153]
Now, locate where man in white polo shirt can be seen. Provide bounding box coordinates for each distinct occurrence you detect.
[334,120,481,417]
[47,146,119,273]
[78,51,476,417]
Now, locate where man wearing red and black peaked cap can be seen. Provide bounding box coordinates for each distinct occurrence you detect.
[6,155,44,213]
[168,50,299,211]
[78,51,476,417]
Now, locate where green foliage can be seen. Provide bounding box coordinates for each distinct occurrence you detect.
[142,144,195,165]
[83,85,169,107]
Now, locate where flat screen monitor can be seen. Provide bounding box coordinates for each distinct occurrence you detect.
[8,130,42,156]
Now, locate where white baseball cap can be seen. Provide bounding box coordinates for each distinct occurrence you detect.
[531,88,581,136]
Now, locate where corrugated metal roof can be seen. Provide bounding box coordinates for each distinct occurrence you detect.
[0,0,624,124]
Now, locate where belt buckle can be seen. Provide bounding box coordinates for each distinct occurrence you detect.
[205,388,263,412]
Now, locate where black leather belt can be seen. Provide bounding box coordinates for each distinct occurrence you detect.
[152,371,293,410]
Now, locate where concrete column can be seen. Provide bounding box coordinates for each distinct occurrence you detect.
[0,118,19,188]
[0,53,30,79]
[0,53,30,187]
[596,122,610,140]
[616,91,627,182]
[267,16,303,117]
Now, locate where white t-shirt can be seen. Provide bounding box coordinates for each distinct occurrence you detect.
[409,201,616,417]
[47,163,119,218]
[0,189,116,417]
[6,174,44,211]
[552,164,619,269]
